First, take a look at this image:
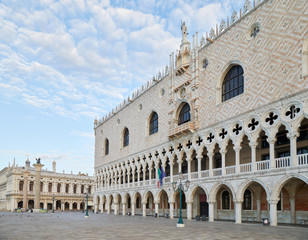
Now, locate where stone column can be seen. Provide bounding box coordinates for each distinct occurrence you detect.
[61,202,64,211]
[23,171,30,209]
[149,165,152,183]
[155,201,159,217]
[114,203,118,215]
[290,198,296,224]
[209,201,215,222]
[170,163,174,183]
[142,165,146,184]
[187,202,192,220]
[142,203,147,217]
[178,160,182,174]
[197,156,201,179]
[208,153,213,177]
[107,200,111,214]
[127,171,130,188]
[288,133,298,166]
[122,203,126,216]
[235,201,242,224]
[269,139,276,169]
[100,201,104,213]
[221,150,226,175]
[169,201,174,219]
[250,142,257,172]
[132,168,135,186]
[132,202,136,216]
[33,163,44,211]
[137,167,140,187]
[256,199,261,222]
[234,146,241,174]
[269,200,278,226]
[187,159,192,180]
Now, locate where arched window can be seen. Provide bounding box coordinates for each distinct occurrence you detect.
[88,186,91,194]
[81,185,84,194]
[178,103,191,125]
[222,65,244,102]
[222,190,230,209]
[29,181,34,192]
[243,189,252,210]
[65,184,69,193]
[40,182,43,192]
[73,184,77,194]
[19,180,24,191]
[149,112,158,135]
[123,128,129,147]
[105,139,109,155]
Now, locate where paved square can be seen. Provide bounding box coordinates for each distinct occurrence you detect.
[0,212,307,240]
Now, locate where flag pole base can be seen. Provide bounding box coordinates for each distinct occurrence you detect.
[177,223,185,227]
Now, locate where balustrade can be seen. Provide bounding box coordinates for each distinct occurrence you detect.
[191,172,198,179]
[213,168,222,176]
[275,157,290,168]
[298,153,308,165]
[256,160,270,170]
[240,163,251,173]
[201,170,209,178]
[226,166,235,175]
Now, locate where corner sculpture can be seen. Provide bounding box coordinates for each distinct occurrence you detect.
[35,158,41,164]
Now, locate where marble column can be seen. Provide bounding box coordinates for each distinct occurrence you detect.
[187,202,192,220]
[209,201,215,222]
[250,142,257,172]
[290,198,296,224]
[132,202,136,216]
[208,153,213,177]
[142,203,147,217]
[234,146,241,174]
[169,201,174,219]
[269,200,278,226]
[256,199,261,222]
[289,134,298,166]
[33,163,44,210]
[155,202,159,217]
[269,139,276,169]
[170,163,174,183]
[197,156,201,178]
[235,201,242,224]
[23,171,30,209]
[122,203,126,216]
[221,150,226,175]
[187,160,192,180]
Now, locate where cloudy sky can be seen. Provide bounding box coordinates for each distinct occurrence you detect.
[0,0,246,175]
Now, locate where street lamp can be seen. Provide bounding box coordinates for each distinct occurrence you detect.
[172,172,190,227]
[52,194,55,214]
[85,188,89,218]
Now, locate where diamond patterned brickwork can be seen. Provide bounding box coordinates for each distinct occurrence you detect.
[197,0,308,129]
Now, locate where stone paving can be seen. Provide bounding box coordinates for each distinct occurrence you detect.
[0,211,307,240]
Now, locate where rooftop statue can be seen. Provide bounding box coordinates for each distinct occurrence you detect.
[35,158,41,164]
[181,21,188,40]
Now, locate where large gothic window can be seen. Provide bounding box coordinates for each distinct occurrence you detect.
[19,180,24,191]
[178,103,191,125]
[222,65,244,102]
[149,112,158,135]
[123,128,129,147]
[222,190,230,209]
[57,183,61,193]
[105,139,109,155]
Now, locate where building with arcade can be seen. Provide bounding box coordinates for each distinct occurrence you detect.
[93,0,308,226]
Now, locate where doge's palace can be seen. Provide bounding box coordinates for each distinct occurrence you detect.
[94,0,308,226]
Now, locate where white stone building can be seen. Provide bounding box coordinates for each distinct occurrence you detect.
[94,0,308,226]
[0,159,94,211]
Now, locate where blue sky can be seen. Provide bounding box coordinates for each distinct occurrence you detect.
[0,0,246,175]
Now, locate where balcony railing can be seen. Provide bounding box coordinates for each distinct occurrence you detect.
[298,153,308,165]
[275,157,290,168]
[256,160,270,170]
[213,168,222,176]
[201,170,209,178]
[240,163,251,173]
[226,166,236,175]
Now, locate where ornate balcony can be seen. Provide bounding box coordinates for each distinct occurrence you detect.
[168,122,195,139]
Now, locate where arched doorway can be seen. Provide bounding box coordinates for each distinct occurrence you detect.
[65,202,69,210]
[73,202,77,210]
[56,200,61,210]
[18,201,23,209]
[144,191,154,216]
[215,185,234,221]
[40,202,44,209]
[175,191,186,218]
[158,190,169,217]
[28,200,34,209]
[47,203,52,210]
[80,202,84,211]
[133,192,142,215]
[191,186,208,220]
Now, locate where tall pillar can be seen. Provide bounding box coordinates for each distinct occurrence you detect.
[137,167,140,187]
[169,201,174,219]
[178,160,182,174]
[142,203,146,217]
[209,201,215,222]
[250,142,257,172]
[23,171,30,209]
[235,201,242,224]
[114,203,118,215]
[100,201,104,213]
[107,200,111,214]
[208,153,213,177]
[221,150,226,175]
[127,171,130,187]
[122,203,126,216]
[197,156,201,178]
[132,202,136,216]
[269,200,278,226]
[187,160,192,180]
[269,139,276,169]
[132,168,135,186]
[149,165,152,183]
[143,165,146,184]
[290,198,296,224]
[187,202,192,220]
[256,199,261,222]
[33,162,44,211]
[289,133,298,166]
[234,146,241,174]
[155,201,159,217]
[170,163,174,183]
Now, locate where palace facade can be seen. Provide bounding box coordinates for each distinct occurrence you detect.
[94,0,308,226]
[0,159,94,211]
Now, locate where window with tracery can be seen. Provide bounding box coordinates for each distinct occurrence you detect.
[178,103,191,125]
[243,189,252,210]
[105,139,109,155]
[222,65,244,102]
[123,128,129,147]
[149,112,158,135]
[222,190,230,209]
